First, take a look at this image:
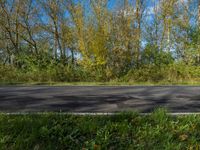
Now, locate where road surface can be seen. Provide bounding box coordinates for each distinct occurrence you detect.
[0,86,200,113]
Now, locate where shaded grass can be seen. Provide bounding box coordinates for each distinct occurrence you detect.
[1,109,200,149]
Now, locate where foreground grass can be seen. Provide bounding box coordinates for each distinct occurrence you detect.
[1,109,200,149]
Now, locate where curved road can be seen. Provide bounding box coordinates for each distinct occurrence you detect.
[0,86,200,113]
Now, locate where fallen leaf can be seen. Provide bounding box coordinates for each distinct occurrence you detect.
[94,144,100,150]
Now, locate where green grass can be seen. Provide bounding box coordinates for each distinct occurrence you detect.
[1,109,200,149]
[2,80,200,86]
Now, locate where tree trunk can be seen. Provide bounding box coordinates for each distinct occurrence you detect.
[198,0,200,29]
[135,0,142,67]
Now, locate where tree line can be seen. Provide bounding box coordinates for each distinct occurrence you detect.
[0,0,200,83]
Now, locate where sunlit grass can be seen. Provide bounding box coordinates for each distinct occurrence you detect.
[2,81,200,86]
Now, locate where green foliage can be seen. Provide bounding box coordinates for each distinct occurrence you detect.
[141,44,174,67]
[0,56,91,83]
[3,60,200,84]
[0,64,17,83]
[183,27,200,65]
[0,1,200,84]
[0,27,200,84]
[188,27,200,46]
[123,65,165,82]
[122,62,200,83]
[1,110,200,149]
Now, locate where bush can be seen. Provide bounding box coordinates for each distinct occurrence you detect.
[2,56,200,84]
[0,63,91,83]
[141,44,174,67]
[123,65,167,82]
[122,62,200,83]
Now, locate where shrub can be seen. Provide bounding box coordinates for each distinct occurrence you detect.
[122,62,200,83]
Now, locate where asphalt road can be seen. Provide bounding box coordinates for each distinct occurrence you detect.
[0,86,200,113]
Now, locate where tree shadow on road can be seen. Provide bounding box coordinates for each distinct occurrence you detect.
[1,87,200,113]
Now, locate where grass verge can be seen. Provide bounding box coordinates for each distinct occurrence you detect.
[1,109,200,149]
[2,81,200,86]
